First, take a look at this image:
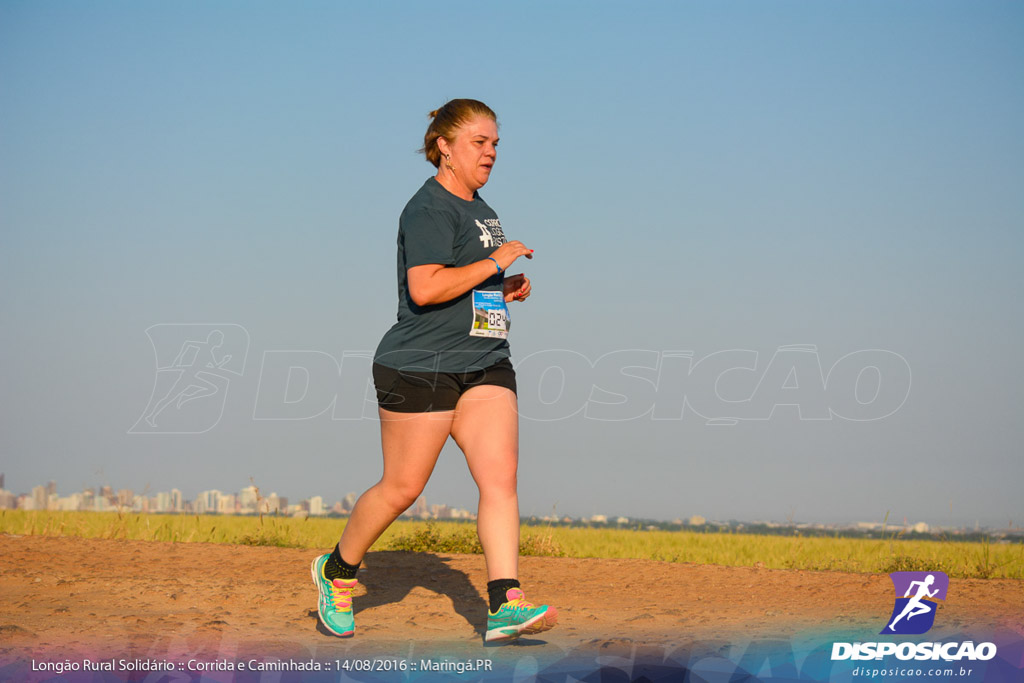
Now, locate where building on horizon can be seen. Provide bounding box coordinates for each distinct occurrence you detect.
[217,493,236,514]
[259,492,284,514]
[239,486,258,512]
[195,489,222,514]
[31,485,48,511]
[308,496,324,516]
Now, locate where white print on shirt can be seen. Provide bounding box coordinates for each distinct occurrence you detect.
[475,219,506,249]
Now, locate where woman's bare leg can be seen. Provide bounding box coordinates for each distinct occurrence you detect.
[450,386,520,581]
[337,409,454,564]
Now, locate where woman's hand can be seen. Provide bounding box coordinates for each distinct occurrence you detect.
[490,241,533,272]
[504,273,531,302]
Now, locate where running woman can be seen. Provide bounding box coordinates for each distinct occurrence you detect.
[312,99,557,643]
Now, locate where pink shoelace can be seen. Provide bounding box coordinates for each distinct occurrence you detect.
[329,578,357,612]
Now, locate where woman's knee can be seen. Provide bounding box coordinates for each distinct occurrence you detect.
[476,469,518,498]
[376,479,425,512]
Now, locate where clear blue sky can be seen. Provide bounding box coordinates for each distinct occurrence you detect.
[2,1,1022,527]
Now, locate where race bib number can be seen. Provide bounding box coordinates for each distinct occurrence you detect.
[469,290,510,339]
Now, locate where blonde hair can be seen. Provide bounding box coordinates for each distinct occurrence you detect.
[420,99,497,168]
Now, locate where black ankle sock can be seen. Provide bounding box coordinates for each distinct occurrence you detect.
[323,544,360,580]
[487,578,521,613]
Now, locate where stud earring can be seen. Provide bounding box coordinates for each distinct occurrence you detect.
[445,153,455,172]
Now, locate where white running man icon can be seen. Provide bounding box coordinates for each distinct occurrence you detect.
[143,330,233,427]
[888,574,939,631]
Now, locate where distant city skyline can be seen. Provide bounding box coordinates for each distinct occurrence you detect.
[2,473,1019,536]
[0,474,475,522]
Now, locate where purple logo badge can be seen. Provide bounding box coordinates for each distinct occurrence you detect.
[881,571,948,635]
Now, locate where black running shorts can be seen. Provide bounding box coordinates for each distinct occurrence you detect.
[372,358,517,413]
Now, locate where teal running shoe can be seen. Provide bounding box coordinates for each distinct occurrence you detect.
[311,554,357,637]
[485,588,558,642]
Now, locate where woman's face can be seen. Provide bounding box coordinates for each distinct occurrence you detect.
[440,115,499,193]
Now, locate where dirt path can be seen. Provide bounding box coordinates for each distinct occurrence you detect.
[1,535,1022,680]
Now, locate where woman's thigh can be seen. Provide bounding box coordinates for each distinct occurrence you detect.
[449,386,519,489]
[378,407,455,492]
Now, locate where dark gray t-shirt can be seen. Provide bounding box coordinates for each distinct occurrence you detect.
[374,177,510,372]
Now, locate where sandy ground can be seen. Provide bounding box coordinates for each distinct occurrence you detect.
[1,534,1022,680]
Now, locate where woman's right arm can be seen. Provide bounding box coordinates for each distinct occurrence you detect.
[407,241,533,307]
